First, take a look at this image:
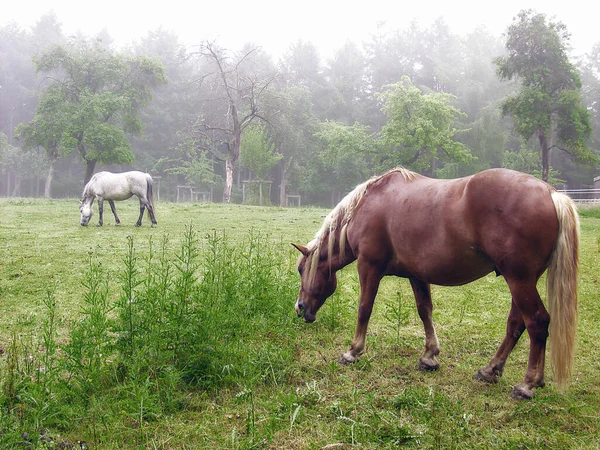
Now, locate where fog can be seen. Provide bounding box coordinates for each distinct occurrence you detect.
[2,0,598,58]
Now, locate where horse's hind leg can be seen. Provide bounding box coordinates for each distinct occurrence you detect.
[478,278,549,399]
[108,200,121,225]
[136,198,157,227]
[410,278,440,371]
[474,300,525,383]
[135,200,145,227]
[511,280,549,399]
[145,199,157,227]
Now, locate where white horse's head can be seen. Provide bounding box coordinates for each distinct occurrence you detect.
[79,198,93,226]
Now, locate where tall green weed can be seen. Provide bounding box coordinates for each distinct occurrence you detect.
[0,227,299,446]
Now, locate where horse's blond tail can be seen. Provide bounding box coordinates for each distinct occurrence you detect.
[547,191,579,390]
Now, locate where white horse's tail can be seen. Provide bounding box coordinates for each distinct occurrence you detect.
[547,191,579,390]
[146,174,155,209]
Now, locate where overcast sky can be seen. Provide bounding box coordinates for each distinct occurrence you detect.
[2,0,598,58]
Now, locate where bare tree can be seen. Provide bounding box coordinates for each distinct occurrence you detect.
[193,42,276,203]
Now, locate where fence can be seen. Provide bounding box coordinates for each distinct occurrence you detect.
[558,188,600,204]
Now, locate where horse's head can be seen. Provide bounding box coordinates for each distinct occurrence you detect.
[79,198,93,226]
[292,243,338,322]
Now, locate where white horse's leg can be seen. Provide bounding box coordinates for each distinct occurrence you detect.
[135,198,145,227]
[145,199,157,227]
[108,200,121,225]
[97,198,104,227]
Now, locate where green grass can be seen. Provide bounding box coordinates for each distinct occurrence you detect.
[0,197,599,449]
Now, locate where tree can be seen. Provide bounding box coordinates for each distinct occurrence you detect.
[20,37,166,186]
[192,42,276,203]
[261,84,318,206]
[326,41,367,125]
[377,76,473,174]
[0,132,47,196]
[494,10,595,182]
[132,28,199,173]
[240,123,282,180]
[15,82,71,197]
[580,42,600,155]
[314,121,374,196]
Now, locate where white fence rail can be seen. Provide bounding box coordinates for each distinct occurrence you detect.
[558,189,600,204]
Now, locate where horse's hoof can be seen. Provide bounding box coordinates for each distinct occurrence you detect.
[151,223,157,228]
[115,223,121,226]
[96,223,103,227]
[418,357,440,371]
[339,352,357,365]
[511,384,534,400]
[473,368,499,384]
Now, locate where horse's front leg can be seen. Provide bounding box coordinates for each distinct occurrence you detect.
[108,200,121,225]
[97,199,104,227]
[340,260,383,364]
[410,278,441,371]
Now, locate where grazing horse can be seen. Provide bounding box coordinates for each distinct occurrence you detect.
[292,167,579,399]
[80,171,157,227]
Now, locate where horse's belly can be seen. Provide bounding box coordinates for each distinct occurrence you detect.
[393,250,495,286]
[108,192,134,201]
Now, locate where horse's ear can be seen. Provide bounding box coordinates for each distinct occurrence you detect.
[291,243,309,256]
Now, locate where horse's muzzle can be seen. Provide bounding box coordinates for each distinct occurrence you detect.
[295,298,315,323]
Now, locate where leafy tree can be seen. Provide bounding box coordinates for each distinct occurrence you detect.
[240,123,282,180]
[131,28,199,174]
[580,42,600,155]
[494,10,595,182]
[0,132,48,196]
[0,20,48,143]
[261,84,318,206]
[422,18,464,93]
[15,85,68,196]
[377,76,473,174]
[314,121,374,194]
[325,41,367,125]
[19,37,166,186]
[163,152,220,190]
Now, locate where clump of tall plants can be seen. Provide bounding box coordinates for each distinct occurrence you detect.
[0,226,299,447]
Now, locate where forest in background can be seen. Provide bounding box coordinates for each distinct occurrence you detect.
[1,9,599,206]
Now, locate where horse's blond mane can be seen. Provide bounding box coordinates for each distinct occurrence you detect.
[305,167,418,286]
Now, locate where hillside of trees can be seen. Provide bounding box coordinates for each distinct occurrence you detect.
[1,10,599,206]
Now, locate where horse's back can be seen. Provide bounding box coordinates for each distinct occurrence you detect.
[349,168,558,285]
[86,171,150,200]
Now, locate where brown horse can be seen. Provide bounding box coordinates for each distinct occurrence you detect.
[292,167,579,399]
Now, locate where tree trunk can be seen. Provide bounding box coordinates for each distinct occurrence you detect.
[279,157,292,207]
[11,174,21,197]
[223,159,234,203]
[222,102,241,203]
[44,160,55,198]
[84,159,98,187]
[538,130,549,182]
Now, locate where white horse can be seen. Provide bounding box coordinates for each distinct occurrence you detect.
[80,171,157,227]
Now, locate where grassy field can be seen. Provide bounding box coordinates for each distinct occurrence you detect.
[0,197,599,449]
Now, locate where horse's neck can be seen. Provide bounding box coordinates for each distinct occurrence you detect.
[322,229,355,272]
